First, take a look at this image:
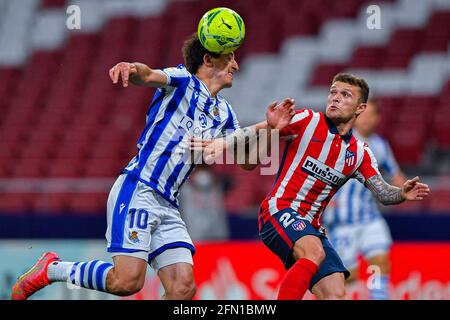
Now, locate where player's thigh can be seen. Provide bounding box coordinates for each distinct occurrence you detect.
[292,234,325,263]
[148,195,195,272]
[327,224,360,271]
[360,218,392,262]
[309,238,349,292]
[106,175,162,257]
[311,272,346,300]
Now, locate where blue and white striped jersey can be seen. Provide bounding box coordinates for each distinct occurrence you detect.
[323,131,400,227]
[123,64,239,207]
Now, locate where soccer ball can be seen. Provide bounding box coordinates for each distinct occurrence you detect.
[197,7,245,54]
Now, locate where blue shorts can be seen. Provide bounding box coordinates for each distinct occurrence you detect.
[259,208,350,290]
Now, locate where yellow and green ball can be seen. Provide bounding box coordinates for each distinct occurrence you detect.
[197,7,245,54]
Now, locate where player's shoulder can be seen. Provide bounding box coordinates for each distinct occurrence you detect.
[291,108,315,121]
[162,64,191,77]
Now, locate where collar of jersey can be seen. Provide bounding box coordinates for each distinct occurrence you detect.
[324,114,353,143]
[193,75,218,100]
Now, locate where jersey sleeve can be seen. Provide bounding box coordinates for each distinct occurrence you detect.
[354,144,381,183]
[379,140,400,178]
[221,102,240,135]
[280,108,311,137]
[160,64,191,88]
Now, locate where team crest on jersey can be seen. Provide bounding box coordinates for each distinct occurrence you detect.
[213,107,219,117]
[129,231,140,243]
[345,150,355,167]
[292,220,306,231]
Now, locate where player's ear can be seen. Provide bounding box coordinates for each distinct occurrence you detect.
[356,102,367,116]
[203,54,214,68]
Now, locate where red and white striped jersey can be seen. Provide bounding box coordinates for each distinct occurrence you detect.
[260,109,380,232]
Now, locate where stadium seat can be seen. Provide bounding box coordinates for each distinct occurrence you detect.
[32,192,71,213]
[310,64,347,86]
[0,193,35,213]
[68,193,108,214]
[47,159,84,178]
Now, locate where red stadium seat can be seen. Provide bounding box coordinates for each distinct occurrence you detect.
[10,161,48,178]
[32,193,71,214]
[425,189,450,212]
[349,46,384,69]
[389,124,426,166]
[47,159,84,178]
[68,193,108,213]
[310,64,347,86]
[0,193,35,213]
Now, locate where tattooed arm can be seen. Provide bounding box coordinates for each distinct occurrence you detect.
[365,174,404,205]
[365,174,430,205]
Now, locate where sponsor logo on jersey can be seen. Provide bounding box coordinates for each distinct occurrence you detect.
[301,156,345,187]
[199,113,208,128]
[345,149,355,167]
[292,220,306,231]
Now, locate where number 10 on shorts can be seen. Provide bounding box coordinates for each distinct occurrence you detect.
[128,208,149,229]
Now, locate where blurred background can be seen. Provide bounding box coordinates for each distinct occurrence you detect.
[0,0,449,300]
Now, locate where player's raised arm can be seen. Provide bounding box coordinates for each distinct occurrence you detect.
[365,175,430,205]
[190,98,295,169]
[235,98,296,170]
[109,62,168,87]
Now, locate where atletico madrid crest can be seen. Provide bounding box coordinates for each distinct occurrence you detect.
[345,149,355,167]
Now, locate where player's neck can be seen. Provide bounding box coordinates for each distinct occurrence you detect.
[335,122,353,136]
[329,117,354,137]
[195,73,221,97]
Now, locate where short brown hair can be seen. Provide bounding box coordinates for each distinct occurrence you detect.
[332,73,369,103]
[182,33,220,74]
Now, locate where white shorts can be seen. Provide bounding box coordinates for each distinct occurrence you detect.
[105,174,194,271]
[327,217,392,270]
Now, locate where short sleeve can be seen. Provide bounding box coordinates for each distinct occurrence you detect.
[160,64,191,88]
[354,144,380,183]
[280,109,311,137]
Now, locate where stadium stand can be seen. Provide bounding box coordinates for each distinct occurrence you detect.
[0,0,449,219]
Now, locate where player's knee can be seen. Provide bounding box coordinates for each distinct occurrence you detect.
[293,242,325,265]
[325,287,346,300]
[316,285,346,300]
[293,236,326,265]
[309,247,326,265]
[167,280,196,300]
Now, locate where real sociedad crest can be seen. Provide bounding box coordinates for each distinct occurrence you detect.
[345,149,355,167]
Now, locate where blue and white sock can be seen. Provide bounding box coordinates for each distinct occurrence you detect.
[48,260,113,292]
[369,275,389,300]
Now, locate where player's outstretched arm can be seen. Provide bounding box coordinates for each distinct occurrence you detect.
[365,174,430,205]
[109,62,168,87]
[191,99,295,169]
